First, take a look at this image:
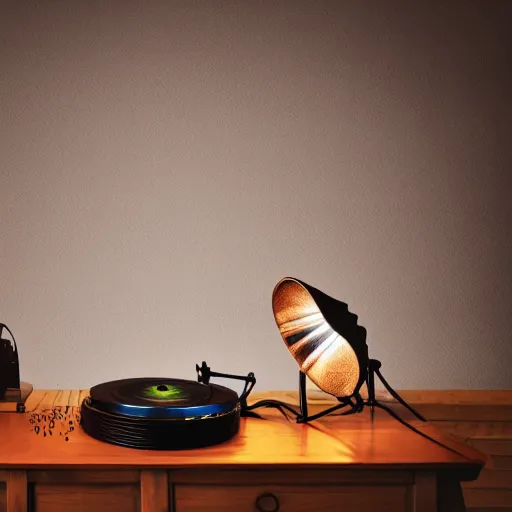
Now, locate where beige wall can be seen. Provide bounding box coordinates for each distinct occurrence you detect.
[1,1,510,391]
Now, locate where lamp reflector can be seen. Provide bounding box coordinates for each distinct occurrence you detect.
[272,278,362,398]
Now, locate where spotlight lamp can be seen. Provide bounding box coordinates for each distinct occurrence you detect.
[270,277,426,424]
[192,278,461,457]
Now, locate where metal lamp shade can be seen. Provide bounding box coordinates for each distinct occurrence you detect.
[272,278,369,398]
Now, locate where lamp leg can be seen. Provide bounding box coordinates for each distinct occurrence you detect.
[297,371,358,423]
[298,371,308,423]
[367,360,378,406]
[373,365,426,422]
[367,360,379,423]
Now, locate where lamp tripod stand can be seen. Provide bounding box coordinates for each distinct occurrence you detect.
[296,359,426,423]
[236,358,426,425]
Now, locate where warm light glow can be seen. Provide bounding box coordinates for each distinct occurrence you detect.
[306,334,359,397]
[279,312,324,335]
[272,279,360,397]
[288,323,331,358]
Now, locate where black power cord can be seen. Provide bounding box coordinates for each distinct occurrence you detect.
[197,361,471,462]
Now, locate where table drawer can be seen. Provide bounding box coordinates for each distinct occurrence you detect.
[175,484,409,511]
[33,483,140,512]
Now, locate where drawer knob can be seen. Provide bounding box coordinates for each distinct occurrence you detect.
[255,492,280,512]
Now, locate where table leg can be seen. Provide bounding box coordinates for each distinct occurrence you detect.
[438,479,466,512]
[412,471,437,511]
[141,470,169,512]
[6,471,27,512]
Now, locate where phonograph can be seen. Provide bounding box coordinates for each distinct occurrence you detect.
[80,363,257,450]
[0,323,33,412]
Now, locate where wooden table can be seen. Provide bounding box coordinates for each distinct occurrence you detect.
[0,390,486,512]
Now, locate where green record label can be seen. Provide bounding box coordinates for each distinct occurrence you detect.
[142,384,186,400]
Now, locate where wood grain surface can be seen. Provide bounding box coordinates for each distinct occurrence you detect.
[5,472,26,512]
[141,470,168,512]
[411,472,437,512]
[3,388,508,511]
[34,484,140,512]
[0,397,485,474]
[400,391,512,512]
[174,484,410,512]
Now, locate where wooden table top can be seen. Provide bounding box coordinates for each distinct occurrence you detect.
[0,389,486,477]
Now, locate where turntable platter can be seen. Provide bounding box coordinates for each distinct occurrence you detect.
[80,377,240,450]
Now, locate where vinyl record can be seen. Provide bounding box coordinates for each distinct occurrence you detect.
[87,377,238,419]
[80,377,241,450]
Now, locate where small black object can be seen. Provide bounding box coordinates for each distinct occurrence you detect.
[0,323,21,400]
[80,364,257,450]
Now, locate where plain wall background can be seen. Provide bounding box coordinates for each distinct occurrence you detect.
[1,1,511,391]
